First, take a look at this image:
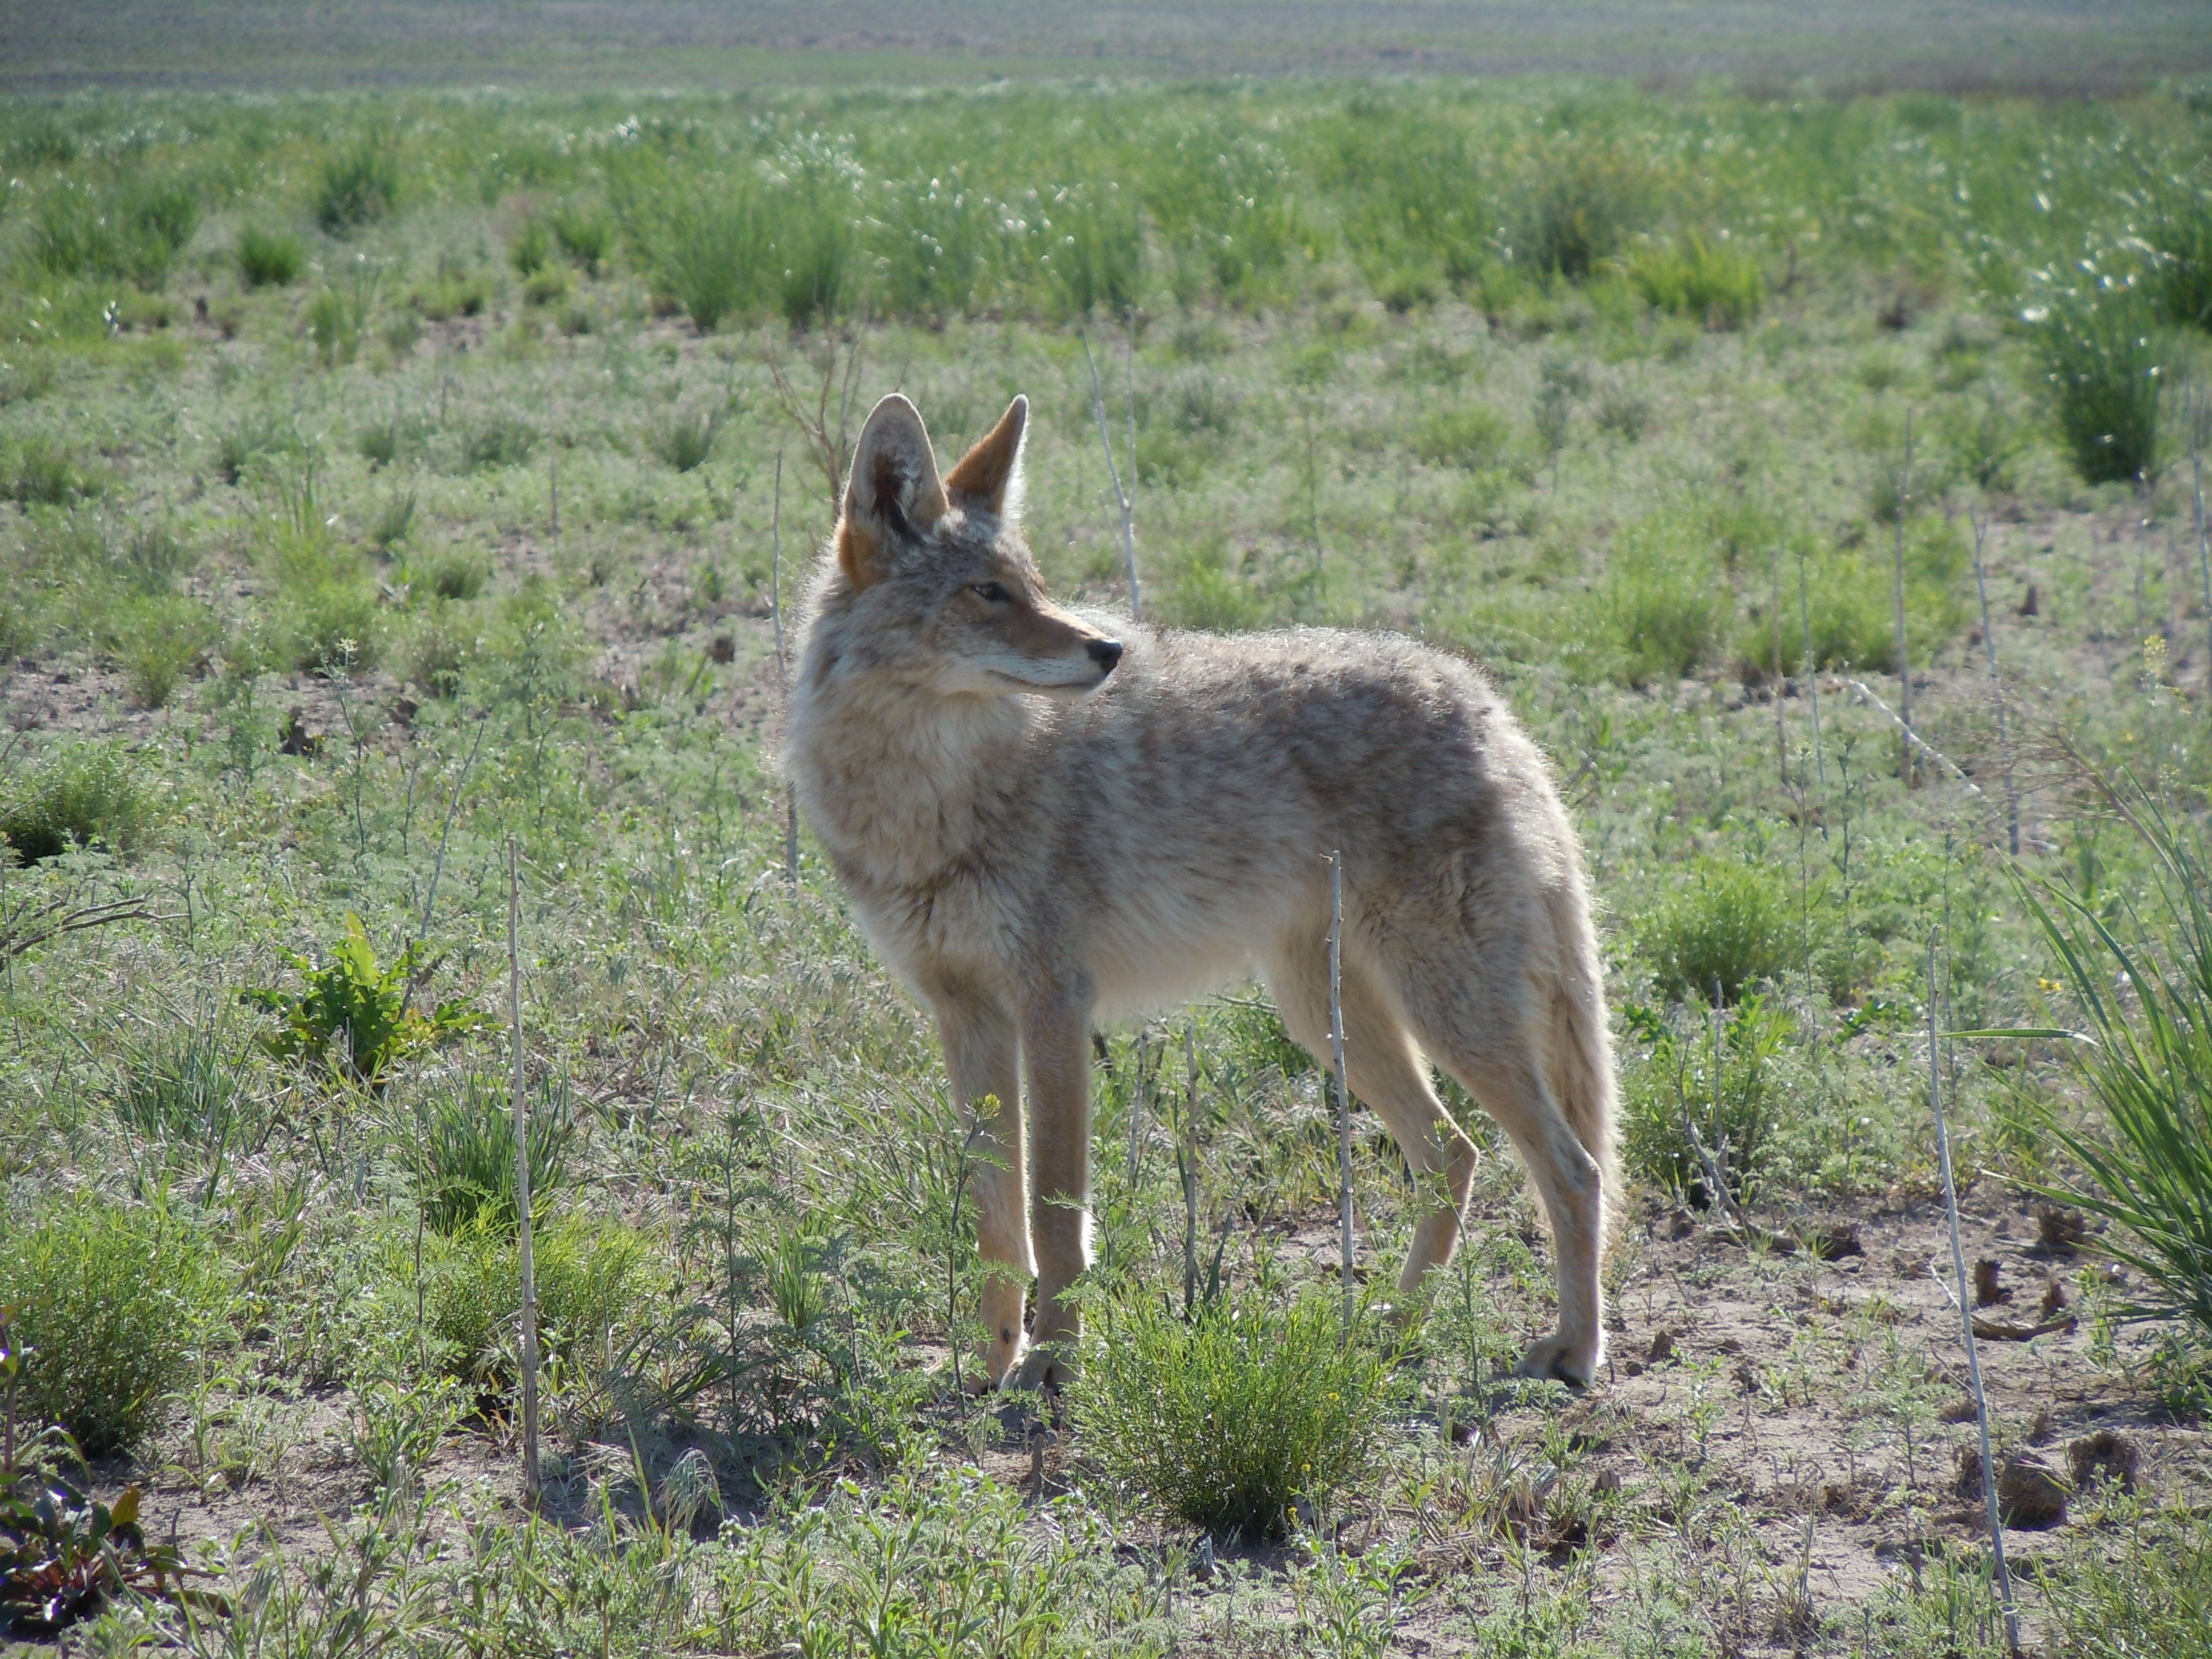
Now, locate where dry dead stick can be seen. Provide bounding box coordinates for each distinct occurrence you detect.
[1929,935,2020,1654]
[1970,1313,2078,1343]
[508,840,542,1511]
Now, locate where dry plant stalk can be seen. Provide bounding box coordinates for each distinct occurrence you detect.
[1928,936,2019,1653]
[1325,849,1353,1330]
[1969,509,2021,857]
[770,452,797,886]
[1892,412,1915,785]
[1080,329,1140,618]
[765,331,867,512]
[508,839,542,1509]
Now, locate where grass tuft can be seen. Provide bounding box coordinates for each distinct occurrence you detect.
[1076,1284,1397,1539]
[2033,281,2164,484]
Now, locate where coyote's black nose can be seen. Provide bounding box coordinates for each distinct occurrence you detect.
[1088,639,1124,673]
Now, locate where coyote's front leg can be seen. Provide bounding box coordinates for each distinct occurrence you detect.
[1013,985,1092,1391]
[929,985,1033,1391]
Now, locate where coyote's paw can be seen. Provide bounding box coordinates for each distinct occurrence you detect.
[1513,1332,1599,1391]
[1005,1345,1076,1395]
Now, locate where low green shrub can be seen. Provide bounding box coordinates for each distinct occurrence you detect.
[107,593,217,709]
[1075,1284,1397,1539]
[1593,512,1729,687]
[406,1071,575,1236]
[459,417,537,472]
[1635,856,1802,1006]
[0,742,156,863]
[1619,993,1795,1204]
[1413,403,1512,471]
[234,225,305,288]
[0,1198,219,1455]
[274,571,380,675]
[421,1213,653,1387]
[245,911,481,1087]
[1628,234,1763,330]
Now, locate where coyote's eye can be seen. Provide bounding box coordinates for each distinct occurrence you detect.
[970,581,1013,604]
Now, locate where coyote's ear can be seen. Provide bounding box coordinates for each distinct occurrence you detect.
[838,394,948,589]
[944,395,1028,520]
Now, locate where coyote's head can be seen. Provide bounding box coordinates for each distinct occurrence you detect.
[821,393,1123,698]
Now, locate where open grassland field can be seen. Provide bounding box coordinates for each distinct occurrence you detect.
[5,4,2212,97]
[2,77,2212,1656]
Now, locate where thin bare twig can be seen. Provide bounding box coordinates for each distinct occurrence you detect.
[771,452,797,887]
[1,895,169,960]
[1928,937,2019,1654]
[1324,849,1353,1332]
[1080,329,1140,619]
[1969,508,2021,857]
[1892,413,1916,785]
[508,841,541,1511]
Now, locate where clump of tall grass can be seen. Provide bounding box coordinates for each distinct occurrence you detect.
[549,203,612,275]
[234,224,305,288]
[421,1214,649,1387]
[0,1196,220,1455]
[0,741,157,863]
[1075,1284,1397,1539]
[109,593,217,708]
[1628,233,1763,330]
[405,1071,574,1237]
[1504,140,1651,280]
[315,138,399,235]
[2025,785,2212,1350]
[114,1022,267,1158]
[1038,181,1143,320]
[646,407,722,473]
[2,435,104,506]
[2031,279,2165,484]
[1634,856,1803,1005]
[637,184,764,332]
[28,175,200,288]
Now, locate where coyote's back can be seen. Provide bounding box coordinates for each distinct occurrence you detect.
[789,391,1616,1391]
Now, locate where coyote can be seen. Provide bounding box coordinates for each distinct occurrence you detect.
[788,393,1617,1390]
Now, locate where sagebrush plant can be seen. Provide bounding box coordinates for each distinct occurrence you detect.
[2026,787,2212,1347]
[0,1198,218,1456]
[0,741,156,863]
[1075,1284,1398,1538]
[1619,993,1795,1203]
[1636,856,1803,1005]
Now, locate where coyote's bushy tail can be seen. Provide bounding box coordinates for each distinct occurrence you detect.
[1546,890,1620,1238]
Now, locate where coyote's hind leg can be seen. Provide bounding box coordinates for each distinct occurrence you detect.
[1268,946,1479,1299]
